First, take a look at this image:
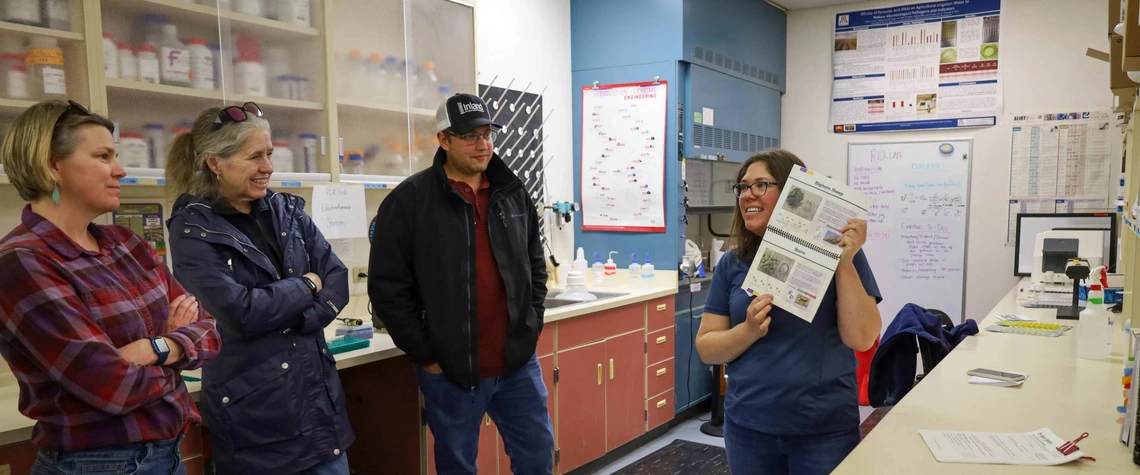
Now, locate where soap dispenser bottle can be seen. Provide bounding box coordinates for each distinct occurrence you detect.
[604,251,618,287]
[592,252,604,285]
[629,253,641,287]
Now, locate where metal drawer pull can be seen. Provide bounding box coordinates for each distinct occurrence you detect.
[597,364,602,385]
[656,368,667,376]
[609,359,615,380]
[656,304,667,311]
[656,399,667,408]
[656,336,667,344]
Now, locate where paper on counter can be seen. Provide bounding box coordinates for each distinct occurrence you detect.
[968,371,1028,387]
[993,314,1035,322]
[919,428,1083,465]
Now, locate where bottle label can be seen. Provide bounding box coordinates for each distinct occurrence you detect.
[42,67,65,95]
[159,47,190,83]
[139,57,159,83]
[26,49,64,66]
[119,53,137,80]
[192,52,214,87]
[6,70,28,99]
[103,43,118,77]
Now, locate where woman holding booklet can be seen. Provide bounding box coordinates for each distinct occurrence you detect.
[695,149,882,475]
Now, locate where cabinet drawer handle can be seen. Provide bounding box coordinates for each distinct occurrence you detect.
[598,364,602,385]
[656,304,667,312]
[656,399,667,408]
[484,414,491,426]
[656,368,667,376]
[609,358,615,380]
[656,336,667,344]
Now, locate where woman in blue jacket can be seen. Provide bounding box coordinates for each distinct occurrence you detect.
[696,149,882,475]
[165,103,353,475]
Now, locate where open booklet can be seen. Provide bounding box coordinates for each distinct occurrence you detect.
[740,167,873,323]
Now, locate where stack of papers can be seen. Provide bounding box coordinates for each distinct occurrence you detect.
[919,428,1083,465]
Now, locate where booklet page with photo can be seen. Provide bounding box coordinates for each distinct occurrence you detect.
[741,167,874,322]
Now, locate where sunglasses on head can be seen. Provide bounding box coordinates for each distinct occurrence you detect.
[53,100,94,131]
[212,102,264,131]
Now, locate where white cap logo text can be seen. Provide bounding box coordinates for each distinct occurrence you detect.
[458,102,485,114]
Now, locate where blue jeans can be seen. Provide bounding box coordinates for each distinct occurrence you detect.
[30,435,186,475]
[415,354,554,475]
[296,453,349,475]
[724,415,861,475]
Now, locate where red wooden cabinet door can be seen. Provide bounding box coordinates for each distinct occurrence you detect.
[605,331,647,451]
[539,354,556,443]
[555,341,607,473]
[426,418,498,475]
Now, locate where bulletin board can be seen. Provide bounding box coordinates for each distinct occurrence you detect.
[580,81,668,232]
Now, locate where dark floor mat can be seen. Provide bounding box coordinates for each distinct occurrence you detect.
[610,439,730,475]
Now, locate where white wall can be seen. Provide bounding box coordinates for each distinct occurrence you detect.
[783,0,1118,321]
[473,0,575,283]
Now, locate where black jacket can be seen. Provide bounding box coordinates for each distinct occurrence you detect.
[368,148,548,390]
[168,191,353,475]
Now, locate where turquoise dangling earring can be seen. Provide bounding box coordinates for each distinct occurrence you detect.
[51,186,60,206]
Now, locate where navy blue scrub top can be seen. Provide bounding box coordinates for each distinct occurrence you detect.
[705,249,881,436]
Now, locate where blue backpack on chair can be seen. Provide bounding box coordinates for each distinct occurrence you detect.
[868,304,979,407]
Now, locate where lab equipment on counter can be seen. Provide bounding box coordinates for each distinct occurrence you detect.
[1014,213,1117,278]
[641,253,655,284]
[592,252,603,285]
[335,319,373,339]
[27,36,65,100]
[1031,230,1105,286]
[1055,259,1091,320]
[604,251,618,287]
[629,254,641,287]
[326,336,370,355]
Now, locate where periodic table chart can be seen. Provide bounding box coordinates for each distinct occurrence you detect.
[580,81,668,232]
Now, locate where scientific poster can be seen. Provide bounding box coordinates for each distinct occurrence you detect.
[831,0,1002,133]
[580,81,667,232]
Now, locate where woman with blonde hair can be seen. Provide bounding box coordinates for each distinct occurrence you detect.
[0,100,220,475]
[165,103,353,475]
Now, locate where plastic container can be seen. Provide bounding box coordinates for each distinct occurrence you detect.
[234,0,265,17]
[272,74,292,99]
[603,251,618,287]
[188,38,214,90]
[641,253,655,284]
[5,65,29,100]
[271,141,293,172]
[43,0,70,31]
[1078,285,1110,361]
[384,56,404,102]
[296,76,310,101]
[592,252,604,285]
[117,43,137,81]
[4,0,42,26]
[276,0,309,26]
[419,61,440,107]
[159,25,190,87]
[27,37,65,99]
[298,133,318,173]
[142,123,167,169]
[102,34,119,78]
[137,44,160,84]
[233,35,267,96]
[119,133,149,168]
[139,14,167,48]
[344,150,364,175]
[367,53,386,99]
[628,254,641,287]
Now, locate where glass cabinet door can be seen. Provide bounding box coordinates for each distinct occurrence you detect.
[0,0,90,177]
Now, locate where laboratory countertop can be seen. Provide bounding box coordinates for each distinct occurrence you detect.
[0,280,678,447]
[834,278,1140,474]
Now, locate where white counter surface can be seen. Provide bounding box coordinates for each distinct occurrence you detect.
[0,280,678,447]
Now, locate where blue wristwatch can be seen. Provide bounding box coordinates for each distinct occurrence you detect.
[150,337,170,365]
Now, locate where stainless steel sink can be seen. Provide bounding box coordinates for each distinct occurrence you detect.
[543,291,629,309]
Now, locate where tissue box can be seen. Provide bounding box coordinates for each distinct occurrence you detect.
[335,321,374,339]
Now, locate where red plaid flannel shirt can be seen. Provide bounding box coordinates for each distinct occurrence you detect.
[0,206,221,450]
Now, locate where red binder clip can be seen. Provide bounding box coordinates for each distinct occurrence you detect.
[1058,432,1096,461]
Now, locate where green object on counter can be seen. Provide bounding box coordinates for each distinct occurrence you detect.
[183,375,201,382]
[328,337,370,354]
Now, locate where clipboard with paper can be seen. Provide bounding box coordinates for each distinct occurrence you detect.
[740,167,873,322]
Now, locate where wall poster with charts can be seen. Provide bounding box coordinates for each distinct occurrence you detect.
[580,81,668,232]
[831,0,1002,133]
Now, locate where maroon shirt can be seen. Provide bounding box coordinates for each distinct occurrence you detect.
[449,175,509,378]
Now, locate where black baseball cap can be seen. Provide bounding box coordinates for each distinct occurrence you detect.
[435,93,503,134]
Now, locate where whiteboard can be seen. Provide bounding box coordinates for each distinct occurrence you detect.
[847,139,972,326]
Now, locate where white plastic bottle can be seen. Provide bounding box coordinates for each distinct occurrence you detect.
[641,253,655,286]
[159,25,190,87]
[277,0,309,26]
[102,33,118,78]
[233,35,267,96]
[117,42,137,81]
[137,44,160,84]
[271,141,293,172]
[574,247,588,273]
[345,151,365,175]
[188,38,214,90]
[27,36,65,99]
[118,133,149,168]
[142,123,167,169]
[298,133,318,173]
[592,252,604,285]
[234,0,265,17]
[1078,284,1110,361]
[604,251,618,287]
[43,0,70,31]
[5,64,29,99]
[628,253,641,288]
[419,61,440,107]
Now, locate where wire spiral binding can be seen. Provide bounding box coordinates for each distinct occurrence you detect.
[767,226,840,261]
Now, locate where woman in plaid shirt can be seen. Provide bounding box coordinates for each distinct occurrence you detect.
[0,101,222,475]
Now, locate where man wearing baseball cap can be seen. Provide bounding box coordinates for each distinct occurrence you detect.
[369,93,554,474]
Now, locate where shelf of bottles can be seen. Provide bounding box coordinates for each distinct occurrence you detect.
[0,0,89,125]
